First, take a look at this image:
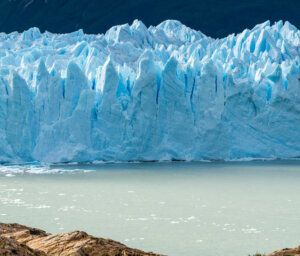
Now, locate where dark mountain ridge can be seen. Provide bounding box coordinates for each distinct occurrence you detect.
[0,0,299,38]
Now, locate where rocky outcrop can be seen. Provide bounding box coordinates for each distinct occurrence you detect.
[0,236,45,256]
[2,222,300,256]
[0,223,161,256]
[267,246,300,256]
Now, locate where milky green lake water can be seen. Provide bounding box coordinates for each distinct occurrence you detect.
[0,161,300,256]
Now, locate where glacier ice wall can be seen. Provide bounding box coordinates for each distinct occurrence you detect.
[0,20,300,163]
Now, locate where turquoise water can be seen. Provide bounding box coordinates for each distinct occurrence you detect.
[0,161,300,256]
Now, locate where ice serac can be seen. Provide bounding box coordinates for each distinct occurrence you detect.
[0,20,299,163]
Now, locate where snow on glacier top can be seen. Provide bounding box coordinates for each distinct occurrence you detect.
[0,20,299,163]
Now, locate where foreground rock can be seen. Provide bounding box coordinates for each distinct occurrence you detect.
[0,223,161,256]
[267,246,300,256]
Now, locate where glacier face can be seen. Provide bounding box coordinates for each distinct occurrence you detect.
[0,20,300,163]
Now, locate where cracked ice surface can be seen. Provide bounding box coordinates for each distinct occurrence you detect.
[0,19,300,163]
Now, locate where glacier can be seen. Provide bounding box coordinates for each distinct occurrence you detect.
[0,19,300,163]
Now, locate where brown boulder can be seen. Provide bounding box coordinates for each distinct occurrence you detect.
[0,223,162,256]
[0,236,45,256]
[267,246,300,256]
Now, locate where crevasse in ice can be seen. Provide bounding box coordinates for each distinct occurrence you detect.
[0,20,300,163]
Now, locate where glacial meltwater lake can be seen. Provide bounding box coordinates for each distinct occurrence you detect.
[0,161,300,256]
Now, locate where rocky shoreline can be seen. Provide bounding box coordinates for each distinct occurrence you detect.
[266,246,300,256]
[1,222,299,256]
[250,246,300,256]
[0,223,162,255]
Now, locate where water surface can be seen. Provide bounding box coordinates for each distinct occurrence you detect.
[0,161,300,256]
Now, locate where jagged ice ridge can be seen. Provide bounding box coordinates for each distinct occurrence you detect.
[0,20,300,163]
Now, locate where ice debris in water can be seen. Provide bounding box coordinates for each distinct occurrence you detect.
[0,19,300,163]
